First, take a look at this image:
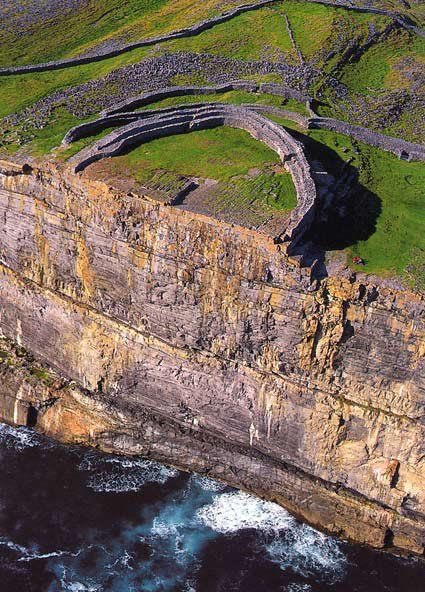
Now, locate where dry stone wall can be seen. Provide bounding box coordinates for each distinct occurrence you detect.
[66,102,317,243]
[98,81,312,118]
[65,80,424,162]
[0,0,278,76]
[1,0,422,77]
[309,117,425,161]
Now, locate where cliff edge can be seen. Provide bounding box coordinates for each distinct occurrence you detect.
[0,160,424,556]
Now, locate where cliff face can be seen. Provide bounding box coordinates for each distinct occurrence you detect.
[0,161,424,556]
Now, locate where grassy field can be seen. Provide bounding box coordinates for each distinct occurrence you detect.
[306,128,425,283]
[118,126,279,181]
[106,126,297,212]
[0,0,253,67]
[164,1,387,64]
[0,0,392,120]
[340,29,425,94]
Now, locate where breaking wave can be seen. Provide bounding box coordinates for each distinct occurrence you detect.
[78,454,178,492]
[196,491,294,533]
[196,490,347,581]
[0,425,353,590]
[191,474,227,493]
[266,525,347,581]
[0,423,42,450]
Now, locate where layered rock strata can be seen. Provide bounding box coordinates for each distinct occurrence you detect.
[0,161,424,556]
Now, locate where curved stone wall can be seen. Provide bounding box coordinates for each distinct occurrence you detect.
[99,81,312,118]
[64,80,425,163]
[67,103,317,243]
[63,80,312,146]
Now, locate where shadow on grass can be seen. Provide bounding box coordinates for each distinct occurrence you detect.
[287,129,382,275]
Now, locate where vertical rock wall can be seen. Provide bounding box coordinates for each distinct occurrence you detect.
[0,162,424,555]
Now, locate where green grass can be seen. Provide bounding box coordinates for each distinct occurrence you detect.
[117,126,280,181]
[106,126,296,212]
[340,29,425,95]
[0,45,155,119]
[307,128,425,281]
[0,1,399,124]
[164,5,295,61]
[318,27,425,141]
[0,2,299,121]
[0,0,167,67]
[165,1,389,65]
[0,0,255,67]
[281,0,337,60]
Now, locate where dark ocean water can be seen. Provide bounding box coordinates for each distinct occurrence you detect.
[0,423,423,592]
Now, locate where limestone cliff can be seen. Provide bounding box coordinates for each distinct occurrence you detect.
[0,161,423,556]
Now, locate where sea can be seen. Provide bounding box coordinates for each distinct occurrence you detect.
[0,423,423,592]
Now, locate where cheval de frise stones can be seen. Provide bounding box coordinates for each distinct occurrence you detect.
[0,0,424,566]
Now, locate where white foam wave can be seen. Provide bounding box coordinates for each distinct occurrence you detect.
[151,519,180,539]
[0,423,41,450]
[0,537,28,555]
[18,547,86,563]
[196,491,294,533]
[59,571,102,592]
[266,523,346,581]
[66,585,100,592]
[287,584,312,592]
[105,549,134,571]
[191,474,227,492]
[79,455,178,492]
[0,536,93,568]
[196,490,346,581]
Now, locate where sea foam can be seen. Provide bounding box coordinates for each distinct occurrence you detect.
[196,490,346,580]
[196,491,294,533]
[79,455,178,493]
[0,423,42,450]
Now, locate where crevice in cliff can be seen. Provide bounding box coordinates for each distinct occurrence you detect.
[26,403,38,427]
[384,527,395,548]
